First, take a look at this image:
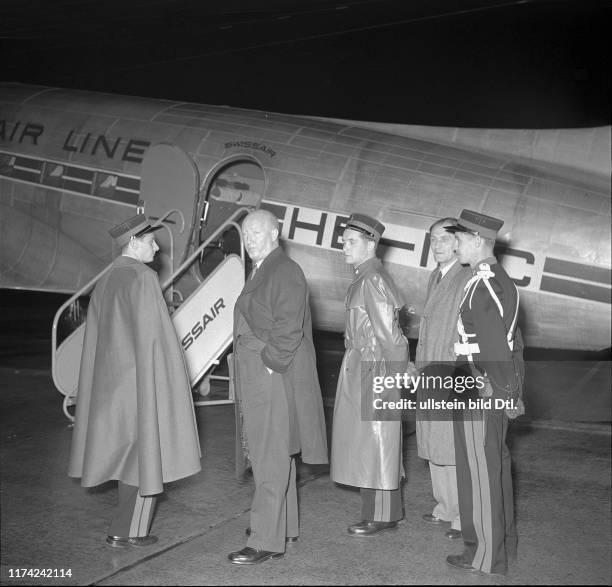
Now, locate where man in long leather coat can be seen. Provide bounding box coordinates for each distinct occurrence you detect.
[69,214,202,548]
[228,209,328,565]
[331,213,409,536]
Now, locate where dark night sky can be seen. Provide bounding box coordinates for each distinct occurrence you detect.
[1,0,611,128]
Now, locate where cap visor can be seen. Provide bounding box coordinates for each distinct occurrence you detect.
[346,224,377,239]
[134,224,163,238]
[444,224,475,235]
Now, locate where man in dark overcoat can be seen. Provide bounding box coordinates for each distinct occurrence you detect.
[68,214,202,548]
[228,209,328,565]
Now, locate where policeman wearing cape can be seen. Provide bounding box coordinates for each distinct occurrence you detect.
[68,214,202,548]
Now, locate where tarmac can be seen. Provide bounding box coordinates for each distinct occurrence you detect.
[1,292,611,585]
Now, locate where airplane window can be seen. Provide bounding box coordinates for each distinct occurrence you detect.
[94,172,118,199]
[0,154,16,176]
[43,163,64,188]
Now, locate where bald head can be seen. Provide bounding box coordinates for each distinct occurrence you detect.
[243,209,279,233]
[242,209,280,263]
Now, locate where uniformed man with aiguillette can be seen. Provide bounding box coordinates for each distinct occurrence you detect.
[444,209,524,576]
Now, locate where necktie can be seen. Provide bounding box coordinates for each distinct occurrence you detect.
[251,264,258,280]
[436,271,442,285]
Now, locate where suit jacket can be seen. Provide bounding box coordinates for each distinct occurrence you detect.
[415,260,472,465]
[68,256,201,495]
[232,246,328,464]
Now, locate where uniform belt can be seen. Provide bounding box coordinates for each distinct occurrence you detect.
[345,344,370,353]
[454,342,480,356]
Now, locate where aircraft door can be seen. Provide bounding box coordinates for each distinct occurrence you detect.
[140,143,200,285]
[196,158,264,279]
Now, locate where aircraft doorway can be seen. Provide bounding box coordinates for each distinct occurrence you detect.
[196,158,264,280]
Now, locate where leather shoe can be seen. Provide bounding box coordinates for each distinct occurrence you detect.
[347,521,398,536]
[245,527,298,543]
[228,546,284,565]
[445,529,462,540]
[446,554,475,571]
[422,513,446,525]
[106,535,158,548]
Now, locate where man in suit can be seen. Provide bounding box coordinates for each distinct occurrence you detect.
[69,214,202,547]
[444,209,524,575]
[331,213,409,536]
[228,209,328,565]
[416,217,471,540]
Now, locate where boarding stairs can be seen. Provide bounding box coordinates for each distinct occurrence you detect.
[52,208,249,422]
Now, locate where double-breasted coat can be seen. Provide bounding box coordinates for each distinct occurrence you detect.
[415,260,472,465]
[331,257,408,490]
[232,246,328,465]
[68,256,202,496]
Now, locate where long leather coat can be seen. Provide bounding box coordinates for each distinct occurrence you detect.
[331,257,408,490]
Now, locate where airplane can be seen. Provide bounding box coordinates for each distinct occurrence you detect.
[1,82,610,363]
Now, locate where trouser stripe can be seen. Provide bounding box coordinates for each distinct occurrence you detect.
[374,489,388,521]
[463,411,493,572]
[129,489,153,537]
[109,482,156,538]
[360,487,402,522]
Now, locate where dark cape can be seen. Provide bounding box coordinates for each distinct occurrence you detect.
[68,256,201,495]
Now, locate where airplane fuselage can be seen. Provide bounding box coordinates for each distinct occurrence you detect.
[1,83,610,350]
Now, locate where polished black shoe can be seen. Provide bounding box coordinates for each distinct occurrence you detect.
[422,513,447,525]
[446,554,475,571]
[347,521,398,536]
[245,527,298,543]
[445,529,463,540]
[228,546,284,565]
[106,535,158,548]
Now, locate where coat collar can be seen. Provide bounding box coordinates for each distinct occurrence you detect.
[241,246,283,293]
[115,255,144,268]
[423,260,468,315]
[353,256,380,280]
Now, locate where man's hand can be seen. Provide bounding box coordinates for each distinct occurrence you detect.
[479,376,493,398]
[505,397,525,419]
[405,361,419,378]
